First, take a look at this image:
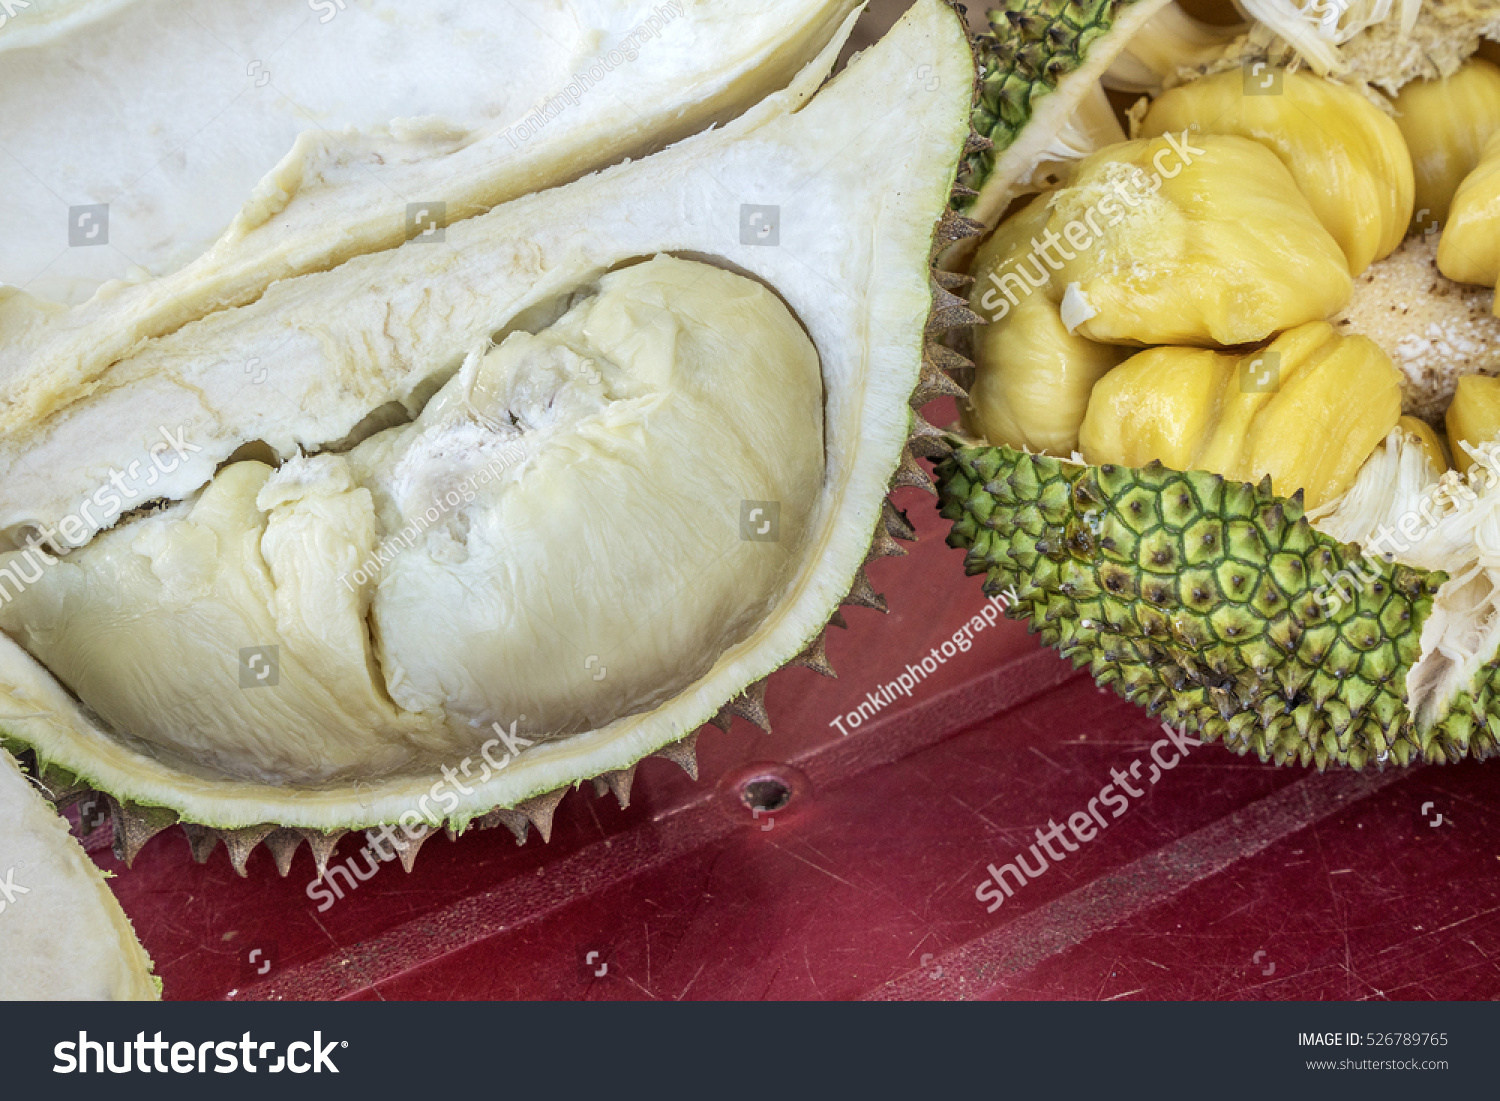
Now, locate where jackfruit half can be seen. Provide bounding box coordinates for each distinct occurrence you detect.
[942,0,1500,768]
[0,0,980,875]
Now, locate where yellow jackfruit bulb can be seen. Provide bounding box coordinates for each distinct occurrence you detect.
[1445,374,1500,472]
[962,291,1129,455]
[1438,131,1500,287]
[1046,133,1352,347]
[967,196,1130,454]
[1398,415,1451,473]
[1393,58,1500,230]
[1141,70,1414,275]
[1080,322,1401,509]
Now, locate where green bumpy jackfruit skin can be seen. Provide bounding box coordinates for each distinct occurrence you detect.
[961,0,1142,201]
[937,445,1500,769]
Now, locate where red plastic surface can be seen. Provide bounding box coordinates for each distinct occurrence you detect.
[89,470,1500,1001]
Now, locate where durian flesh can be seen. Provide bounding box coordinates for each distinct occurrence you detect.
[0,258,822,784]
[0,0,976,831]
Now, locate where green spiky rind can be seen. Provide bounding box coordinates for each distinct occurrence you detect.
[959,0,1140,203]
[935,445,1500,768]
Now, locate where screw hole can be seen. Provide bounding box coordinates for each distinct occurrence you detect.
[741,778,791,814]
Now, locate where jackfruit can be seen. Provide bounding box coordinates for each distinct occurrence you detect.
[1140,69,1414,275]
[1079,323,1402,509]
[1446,374,1500,471]
[1439,132,1500,287]
[941,0,1500,769]
[1042,133,1353,347]
[0,1,978,872]
[966,196,1129,453]
[1393,57,1500,229]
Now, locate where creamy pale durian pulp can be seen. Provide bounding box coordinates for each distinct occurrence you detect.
[0,257,822,784]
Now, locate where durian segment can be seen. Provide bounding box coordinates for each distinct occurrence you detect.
[966,194,1128,453]
[0,748,157,1000]
[1080,322,1402,508]
[1044,134,1353,347]
[0,0,862,429]
[1393,57,1500,229]
[0,0,975,831]
[0,259,821,784]
[353,257,823,748]
[0,458,439,785]
[1140,69,1414,274]
[1439,131,1500,287]
[1446,374,1500,472]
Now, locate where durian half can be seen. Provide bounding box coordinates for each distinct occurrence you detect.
[0,0,982,874]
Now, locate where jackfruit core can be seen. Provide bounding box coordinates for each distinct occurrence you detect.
[0,256,824,785]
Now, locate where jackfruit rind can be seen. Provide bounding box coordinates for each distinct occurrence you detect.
[0,0,980,864]
[936,444,1500,770]
[0,747,158,1000]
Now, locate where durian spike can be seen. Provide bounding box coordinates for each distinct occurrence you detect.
[707,707,734,732]
[516,788,568,844]
[827,609,849,630]
[181,822,220,865]
[865,526,908,565]
[108,798,178,867]
[481,808,531,846]
[842,567,889,613]
[39,771,92,808]
[931,268,973,290]
[907,412,951,459]
[588,768,636,810]
[927,287,986,332]
[790,630,837,679]
[654,732,700,781]
[299,828,348,881]
[396,827,430,873]
[910,359,967,407]
[924,342,973,376]
[935,207,986,243]
[262,828,305,878]
[725,678,772,733]
[890,447,935,494]
[949,183,980,200]
[219,824,277,877]
[961,131,993,155]
[881,500,918,542]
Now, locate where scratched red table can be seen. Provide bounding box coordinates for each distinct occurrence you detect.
[82,405,1500,1000]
